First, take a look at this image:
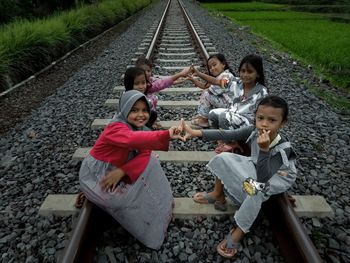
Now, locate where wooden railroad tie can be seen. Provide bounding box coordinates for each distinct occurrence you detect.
[113,85,201,94]
[39,194,333,219]
[91,119,197,130]
[105,99,199,108]
[72,148,215,163]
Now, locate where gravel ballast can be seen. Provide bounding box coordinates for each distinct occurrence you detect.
[0,0,349,262]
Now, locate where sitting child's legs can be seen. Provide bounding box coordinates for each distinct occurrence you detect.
[208,108,226,129]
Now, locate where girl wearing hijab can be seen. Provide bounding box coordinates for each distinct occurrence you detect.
[79,90,184,249]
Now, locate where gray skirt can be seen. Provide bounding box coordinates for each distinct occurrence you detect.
[207,152,296,232]
[79,154,173,249]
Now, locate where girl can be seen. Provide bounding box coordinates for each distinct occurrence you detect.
[79,90,184,249]
[199,54,268,153]
[182,96,297,258]
[209,54,268,131]
[135,57,190,128]
[123,67,157,128]
[188,53,236,128]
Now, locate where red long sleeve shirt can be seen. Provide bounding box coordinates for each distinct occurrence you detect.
[90,122,170,182]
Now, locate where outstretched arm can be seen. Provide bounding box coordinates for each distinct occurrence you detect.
[147,67,192,92]
[171,66,191,82]
[191,66,221,86]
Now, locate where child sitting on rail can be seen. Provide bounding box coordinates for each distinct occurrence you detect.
[208,54,268,153]
[187,53,236,128]
[181,96,297,259]
[135,57,191,129]
[79,90,184,249]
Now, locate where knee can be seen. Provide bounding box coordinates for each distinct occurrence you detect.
[218,112,229,129]
[208,111,218,126]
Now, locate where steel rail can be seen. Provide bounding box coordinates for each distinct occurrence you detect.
[178,0,209,61]
[263,193,323,263]
[145,0,171,60]
[176,2,323,261]
[58,200,115,263]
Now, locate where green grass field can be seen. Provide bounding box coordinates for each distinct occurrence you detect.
[203,2,285,11]
[202,2,350,110]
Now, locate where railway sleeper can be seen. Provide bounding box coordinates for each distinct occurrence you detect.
[39,193,333,219]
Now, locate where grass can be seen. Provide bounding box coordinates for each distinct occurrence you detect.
[0,0,152,91]
[203,2,350,111]
[222,10,326,20]
[203,2,285,11]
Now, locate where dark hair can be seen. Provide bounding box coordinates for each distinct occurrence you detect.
[124,67,146,91]
[207,53,235,77]
[135,56,153,68]
[239,54,265,86]
[257,95,289,121]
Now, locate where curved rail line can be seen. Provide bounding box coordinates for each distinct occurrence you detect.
[59,0,323,262]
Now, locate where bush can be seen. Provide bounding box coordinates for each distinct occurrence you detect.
[0,0,152,91]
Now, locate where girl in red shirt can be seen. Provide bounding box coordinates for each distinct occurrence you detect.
[79,90,183,249]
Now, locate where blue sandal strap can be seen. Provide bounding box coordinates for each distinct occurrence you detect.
[225,233,239,250]
[202,192,216,204]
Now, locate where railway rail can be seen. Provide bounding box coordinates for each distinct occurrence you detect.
[58,0,323,262]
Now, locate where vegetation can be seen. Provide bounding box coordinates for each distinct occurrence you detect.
[0,0,99,24]
[0,0,152,91]
[198,0,350,4]
[203,2,285,11]
[202,1,350,111]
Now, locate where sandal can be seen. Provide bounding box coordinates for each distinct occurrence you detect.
[193,192,227,211]
[215,141,245,154]
[193,192,216,204]
[191,117,209,128]
[214,143,233,154]
[217,230,239,258]
[74,192,86,208]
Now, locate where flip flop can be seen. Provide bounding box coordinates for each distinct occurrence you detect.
[217,230,239,258]
[193,192,215,204]
[191,118,209,128]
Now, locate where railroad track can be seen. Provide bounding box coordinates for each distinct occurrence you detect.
[58,0,323,262]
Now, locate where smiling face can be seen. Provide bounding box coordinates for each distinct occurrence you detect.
[133,74,147,94]
[127,99,150,128]
[208,57,226,77]
[139,64,152,82]
[239,63,258,87]
[255,105,285,141]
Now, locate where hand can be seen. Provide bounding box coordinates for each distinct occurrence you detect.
[257,129,270,151]
[181,118,202,141]
[173,77,186,85]
[277,170,288,176]
[100,168,125,192]
[180,66,191,76]
[169,125,185,141]
[190,65,199,74]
